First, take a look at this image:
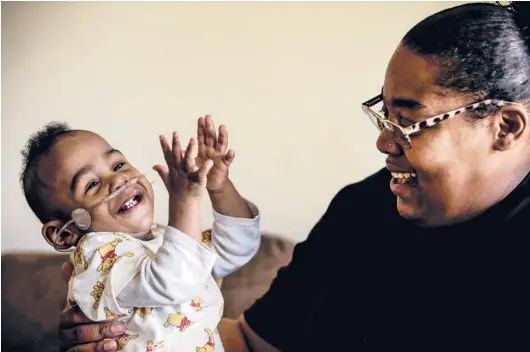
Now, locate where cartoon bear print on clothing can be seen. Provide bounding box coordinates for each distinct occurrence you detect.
[164,312,193,332]
[200,230,223,288]
[145,340,164,352]
[104,307,127,320]
[201,230,212,247]
[196,328,215,352]
[72,235,89,270]
[117,334,139,349]
[191,297,204,312]
[96,238,134,272]
[65,223,253,351]
[90,281,104,309]
[134,307,153,318]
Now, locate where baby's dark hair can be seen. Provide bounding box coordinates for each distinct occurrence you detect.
[20,121,77,223]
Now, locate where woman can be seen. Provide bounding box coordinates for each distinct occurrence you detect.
[59,2,530,351]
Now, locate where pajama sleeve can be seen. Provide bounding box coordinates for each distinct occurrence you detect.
[207,199,261,280]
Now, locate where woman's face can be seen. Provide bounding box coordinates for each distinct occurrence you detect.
[378,45,500,227]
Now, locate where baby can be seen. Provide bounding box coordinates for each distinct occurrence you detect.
[20,116,261,352]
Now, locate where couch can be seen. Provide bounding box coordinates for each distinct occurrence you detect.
[1,233,295,352]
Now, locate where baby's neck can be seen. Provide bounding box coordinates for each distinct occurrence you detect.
[86,226,156,242]
[139,230,155,241]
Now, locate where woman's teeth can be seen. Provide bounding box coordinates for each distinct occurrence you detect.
[391,172,417,184]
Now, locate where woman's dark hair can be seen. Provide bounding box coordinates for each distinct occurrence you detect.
[402,2,530,104]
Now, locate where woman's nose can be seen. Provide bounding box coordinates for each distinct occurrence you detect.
[376,129,400,155]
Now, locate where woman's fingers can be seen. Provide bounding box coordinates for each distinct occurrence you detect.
[58,306,125,352]
[64,339,119,352]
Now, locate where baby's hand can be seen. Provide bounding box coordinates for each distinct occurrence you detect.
[197,115,235,193]
[154,132,213,238]
[153,132,214,201]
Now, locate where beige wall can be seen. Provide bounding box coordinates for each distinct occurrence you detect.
[2,1,465,252]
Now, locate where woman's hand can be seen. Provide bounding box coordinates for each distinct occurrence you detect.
[58,262,125,352]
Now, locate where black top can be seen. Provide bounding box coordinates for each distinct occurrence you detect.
[244,168,529,351]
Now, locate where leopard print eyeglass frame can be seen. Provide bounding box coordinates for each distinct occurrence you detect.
[361,94,520,148]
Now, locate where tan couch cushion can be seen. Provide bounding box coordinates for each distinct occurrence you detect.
[221,235,294,318]
[1,234,294,351]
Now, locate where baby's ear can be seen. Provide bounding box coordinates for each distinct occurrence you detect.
[41,220,80,251]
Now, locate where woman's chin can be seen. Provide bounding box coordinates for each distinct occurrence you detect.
[397,198,442,227]
[396,197,420,220]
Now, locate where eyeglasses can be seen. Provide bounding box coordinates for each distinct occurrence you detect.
[361,94,519,148]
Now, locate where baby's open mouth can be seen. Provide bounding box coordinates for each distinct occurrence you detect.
[391,172,418,186]
[118,193,143,214]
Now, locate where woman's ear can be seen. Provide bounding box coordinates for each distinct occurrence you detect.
[41,220,80,251]
[494,105,528,151]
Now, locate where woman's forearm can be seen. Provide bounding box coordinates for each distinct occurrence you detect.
[218,317,250,352]
[219,315,281,352]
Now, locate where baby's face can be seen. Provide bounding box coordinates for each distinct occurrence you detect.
[40,131,155,237]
